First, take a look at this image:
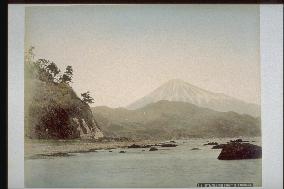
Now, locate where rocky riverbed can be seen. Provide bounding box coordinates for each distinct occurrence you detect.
[26,137,261,161]
[25,139,162,159]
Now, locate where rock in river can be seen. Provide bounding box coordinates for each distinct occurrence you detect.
[203,142,218,146]
[218,143,262,160]
[212,144,227,149]
[149,147,158,151]
[128,144,142,148]
[230,138,249,143]
[191,148,200,150]
[160,143,178,147]
[128,144,152,148]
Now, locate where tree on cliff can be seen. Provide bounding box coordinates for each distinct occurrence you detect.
[25,47,99,139]
[46,62,61,81]
[25,47,73,84]
[60,65,73,84]
[81,91,94,104]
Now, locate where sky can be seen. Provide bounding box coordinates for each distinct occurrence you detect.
[25,5,260,108]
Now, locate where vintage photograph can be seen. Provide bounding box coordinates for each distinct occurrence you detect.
[24,5,262,188]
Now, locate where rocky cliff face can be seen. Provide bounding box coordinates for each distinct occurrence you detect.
[25,78,103,140]
[24,56,103,140]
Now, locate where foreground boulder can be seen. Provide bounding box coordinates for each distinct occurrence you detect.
[213,138,253,149]
[218,143,262,160]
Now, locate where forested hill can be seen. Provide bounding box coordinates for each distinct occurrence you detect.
[24,47,103,140]
[93,100,261,140]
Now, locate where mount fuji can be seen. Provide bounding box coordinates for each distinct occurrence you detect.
[127,79,260,117]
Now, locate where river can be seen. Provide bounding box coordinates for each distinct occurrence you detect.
[25,137,261,188]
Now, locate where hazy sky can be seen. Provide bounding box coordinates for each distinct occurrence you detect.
[25,5,260,108]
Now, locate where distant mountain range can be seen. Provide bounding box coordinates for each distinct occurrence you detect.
[92,100,261,140]
[127,79,260,117]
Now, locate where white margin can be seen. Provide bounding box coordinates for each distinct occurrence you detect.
[8,4,283,189]
[8,5,25,189]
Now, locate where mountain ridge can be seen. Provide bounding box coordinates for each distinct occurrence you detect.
[127,79,260,117]
[93,100,261,140]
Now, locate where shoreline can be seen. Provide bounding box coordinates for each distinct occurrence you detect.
[25,139,162,159]
[25,136,261,160]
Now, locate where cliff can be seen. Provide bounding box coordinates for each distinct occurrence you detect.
[24,56,103,140]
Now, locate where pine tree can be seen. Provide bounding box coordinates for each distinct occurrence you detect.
[81,91,94,104]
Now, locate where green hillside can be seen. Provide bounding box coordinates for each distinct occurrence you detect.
[92,100,261,140]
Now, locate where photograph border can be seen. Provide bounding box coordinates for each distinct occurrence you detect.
[7,3,283,189]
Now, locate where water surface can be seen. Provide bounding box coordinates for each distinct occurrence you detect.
[25,138,262,188]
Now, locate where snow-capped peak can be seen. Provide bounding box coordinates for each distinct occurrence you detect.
[127,79,260,117]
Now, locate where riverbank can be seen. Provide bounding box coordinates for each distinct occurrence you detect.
[25,139,162,159]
